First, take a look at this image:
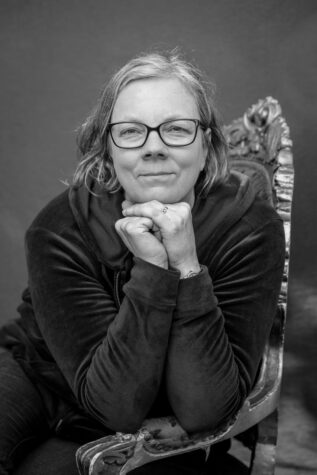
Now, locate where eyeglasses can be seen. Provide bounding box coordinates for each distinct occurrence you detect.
[108,119,205,149]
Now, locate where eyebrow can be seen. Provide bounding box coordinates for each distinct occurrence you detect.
[111,115,197,123]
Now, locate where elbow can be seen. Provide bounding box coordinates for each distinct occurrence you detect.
[84,396,145,434]
[104,412,144,434]
[77,380,146,434]
[177,411,231,434]
[87,398,145,434]
[173,393,244,435]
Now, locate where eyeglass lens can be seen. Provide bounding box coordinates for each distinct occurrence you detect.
[110,119,199,148]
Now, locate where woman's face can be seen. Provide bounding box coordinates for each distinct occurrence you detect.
[109,78,208,206]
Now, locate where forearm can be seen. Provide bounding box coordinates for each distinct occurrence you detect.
[26,228,179,432]
[166,222,285,433]
[76,259,180,432]
[166,269,243,432]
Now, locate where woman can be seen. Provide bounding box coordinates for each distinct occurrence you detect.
[0,51,285,474]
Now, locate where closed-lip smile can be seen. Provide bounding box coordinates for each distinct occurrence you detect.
[140,172,174,176]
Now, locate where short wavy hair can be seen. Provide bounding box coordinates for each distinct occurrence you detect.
[74,50,228,196]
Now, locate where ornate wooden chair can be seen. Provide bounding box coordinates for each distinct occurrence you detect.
[76,97,294,475]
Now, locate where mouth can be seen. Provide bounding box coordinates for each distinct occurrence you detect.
[139,172,175,177]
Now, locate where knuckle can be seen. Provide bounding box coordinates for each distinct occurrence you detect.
[179,204,191,222]
[180,215,187,227]
[170,213,186,231]
[150,201,162,212]
[153,208,162,219]
[144,204,153,214]
[140,202,159,218]
[125,221,136,233]
[149,201,160,211]
[119,218,130,230]
[115,219,124,231]
[181,202,191,213]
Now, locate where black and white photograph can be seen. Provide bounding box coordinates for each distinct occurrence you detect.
[0,1,316,474]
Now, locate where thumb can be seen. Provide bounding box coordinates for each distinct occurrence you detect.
[152,223,162,242]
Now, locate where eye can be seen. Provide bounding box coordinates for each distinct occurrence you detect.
[119,126,143,137]
[167,125,186,133]
[163,121,194,136]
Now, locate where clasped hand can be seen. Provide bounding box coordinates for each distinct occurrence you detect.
[115,200,200,277]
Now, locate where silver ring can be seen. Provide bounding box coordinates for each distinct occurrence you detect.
[162,206,168,214]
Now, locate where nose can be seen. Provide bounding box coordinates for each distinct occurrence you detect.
[142,130,168,159]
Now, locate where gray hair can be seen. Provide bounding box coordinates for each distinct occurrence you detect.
[74,50,228,196]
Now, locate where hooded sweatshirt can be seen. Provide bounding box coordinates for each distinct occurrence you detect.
[0,171,285,435]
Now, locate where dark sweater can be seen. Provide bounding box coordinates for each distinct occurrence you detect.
[0,171,285,434]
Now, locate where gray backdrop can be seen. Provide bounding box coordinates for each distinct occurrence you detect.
[0,0,316,325]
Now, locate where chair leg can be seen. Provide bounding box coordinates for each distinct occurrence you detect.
[249,409,278,475]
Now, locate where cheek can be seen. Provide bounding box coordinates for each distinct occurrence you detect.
[111,152,138,189]
[111,147,128,173]
[186,144,207,174]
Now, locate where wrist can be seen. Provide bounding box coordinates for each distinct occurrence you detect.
[171,260,201,279]
[181,266,203,279]
[179,265,203,279]
[144,257,168,270]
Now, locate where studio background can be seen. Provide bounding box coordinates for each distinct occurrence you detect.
[1,0,317,472]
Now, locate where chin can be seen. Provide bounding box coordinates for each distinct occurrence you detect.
[135,195,174,204]
[131,191,192,205]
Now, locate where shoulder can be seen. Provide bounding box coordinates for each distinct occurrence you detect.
[214,169,284,236]
[24,188,91,258]
[242,196,284,234]
[226,197,285,259]
[25,189,101,274]
[224,199,285,274]
[27,188,75,236]
[195,171,284,248]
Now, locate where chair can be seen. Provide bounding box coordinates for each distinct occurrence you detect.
[76,97,294,475]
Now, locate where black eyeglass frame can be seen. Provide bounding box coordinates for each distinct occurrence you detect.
[107,119,206,149]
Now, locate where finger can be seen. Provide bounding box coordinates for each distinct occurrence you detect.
[115,217,154,235]
[122,201,167,220]
[123,201,191,216]
[122,202,192,232]
[115,218,151,251]
[152,223,162,242]
[121,200,134,211]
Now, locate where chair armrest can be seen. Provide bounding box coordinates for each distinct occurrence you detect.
[75,414,237,475]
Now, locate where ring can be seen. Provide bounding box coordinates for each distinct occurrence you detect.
[162,206,168,214]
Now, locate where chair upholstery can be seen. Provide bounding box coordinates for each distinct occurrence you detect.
[76,97,294,475]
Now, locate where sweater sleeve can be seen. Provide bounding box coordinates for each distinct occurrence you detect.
[25,226,180,433]
[165,217,285,433]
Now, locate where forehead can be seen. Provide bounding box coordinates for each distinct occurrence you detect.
[111,77,199,123]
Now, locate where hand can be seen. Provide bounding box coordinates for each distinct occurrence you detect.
[122,200,200,277]
[115,215,168,269]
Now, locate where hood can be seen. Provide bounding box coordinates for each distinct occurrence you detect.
[69,171,255,270]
